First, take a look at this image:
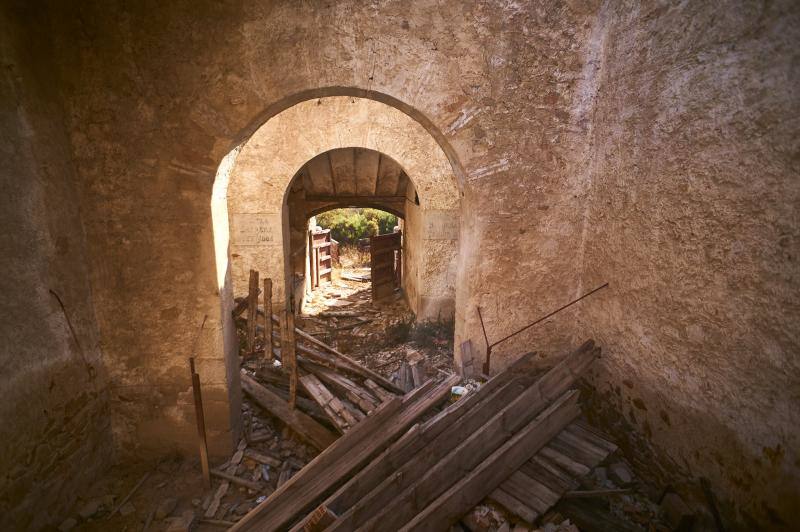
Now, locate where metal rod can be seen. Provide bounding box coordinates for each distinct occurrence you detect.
[477,306,493,376]
[489,282,609,349]
[476,306,490,350]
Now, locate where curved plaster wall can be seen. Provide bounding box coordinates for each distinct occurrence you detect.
[217,96,461,320]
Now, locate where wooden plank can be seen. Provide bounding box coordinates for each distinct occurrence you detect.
[460,340,475,379]
[310,352,556,525]
[246,269,259,354]
[555,429,611,464]
[489,487,538,524]
[271,313,403,394]
[231,377,455,532]
[341,344,599,531]
[566,422,618,454]
[263,278,273,360]
[548,434,604,468]
[305,363,379,413]
[341,398,365,422]
[303,505,337,532]
[399,390,581,532]
[243,448,282,468]
[530,454,580,490]
[291,353,547,532]
[241,372,338,451]
[539,446,591,477]
[210,468,263,491]
[410,360,424,388]
[520,454,578,493]
[299,373,353,432]
[263,383,330,426]
[281,310,298,408]
[364,379,394,403]
[502,470,560,512]
[399,362,413,392]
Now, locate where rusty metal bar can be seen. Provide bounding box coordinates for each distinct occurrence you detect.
[479,282,609,374]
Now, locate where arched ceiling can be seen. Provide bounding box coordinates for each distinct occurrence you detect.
[290,148,410,217]
[296,147,409,197]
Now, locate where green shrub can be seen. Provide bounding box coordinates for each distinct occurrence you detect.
[316,208,398,244]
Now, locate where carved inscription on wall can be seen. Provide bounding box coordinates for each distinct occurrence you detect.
[232,213,282,246]
[423,210,459,240]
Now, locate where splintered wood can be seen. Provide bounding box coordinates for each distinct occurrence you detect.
[233,273,403,451]
[229,339,614,532]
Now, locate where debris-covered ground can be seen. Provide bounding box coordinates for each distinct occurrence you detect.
[63,259,685,532]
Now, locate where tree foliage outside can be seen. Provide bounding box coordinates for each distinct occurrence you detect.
[315,208,398,244]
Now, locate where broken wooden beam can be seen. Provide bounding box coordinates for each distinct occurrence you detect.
[271,313,403,394]
[304,363,379,413]
[299,373,356,433]
[230,377,457,532]
[240,372,338,451]
[210,468,263,491]
[364,379,394,403]
[243,448,282,468]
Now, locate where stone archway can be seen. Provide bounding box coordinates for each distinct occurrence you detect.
[213,96,462,322]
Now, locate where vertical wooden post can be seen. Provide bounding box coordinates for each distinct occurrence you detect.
[189,357,211,489]
[263,278,273,360]
[246,269,259,356]
[309,231,316,290]
[281,308,298,409]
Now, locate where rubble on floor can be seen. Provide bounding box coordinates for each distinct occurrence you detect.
[63,271,682,532]
[228,337,675,532]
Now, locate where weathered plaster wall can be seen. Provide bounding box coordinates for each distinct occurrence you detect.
[573,1,800,527]
[403,181,422,316]
[0,4,111,529]
[33,0,798,527]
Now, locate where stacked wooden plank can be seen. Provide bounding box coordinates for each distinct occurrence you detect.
[487,419,618,525]
[232,339,605,532]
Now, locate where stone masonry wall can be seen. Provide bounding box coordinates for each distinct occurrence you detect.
[575,1,800,527]
[30,0,800,527]
[0,4,112,529]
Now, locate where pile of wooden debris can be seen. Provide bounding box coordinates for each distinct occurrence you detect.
[192,271,670,531]
[227,328,621,531]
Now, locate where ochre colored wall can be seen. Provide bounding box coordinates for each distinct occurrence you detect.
[574,2,800,527]
[0,4,112,529]
[4,1,792,527]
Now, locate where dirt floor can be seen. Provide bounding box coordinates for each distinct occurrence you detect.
[61,258,677,532]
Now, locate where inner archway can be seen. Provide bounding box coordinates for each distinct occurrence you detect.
[213,96,462,326]
[285,148,428,314]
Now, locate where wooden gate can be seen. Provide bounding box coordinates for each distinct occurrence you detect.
[370,232,402,300]
[309,229,333,288]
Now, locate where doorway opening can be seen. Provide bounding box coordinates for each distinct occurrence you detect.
[308,207,401,298]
